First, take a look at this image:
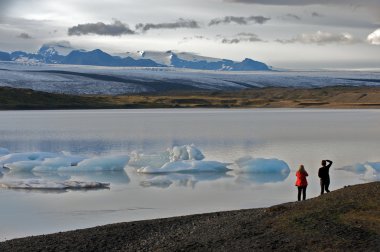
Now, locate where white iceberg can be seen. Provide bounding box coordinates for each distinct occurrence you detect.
[0,152,60,167]
[366,162,380,173]
[58,155,130,172]
[137,160,229,174]
[33,155,86,172]
[169,145,205,162]
[128,151,170,168]
[0,179,110,190]
[234,156,290,174]
[3,160,43,172]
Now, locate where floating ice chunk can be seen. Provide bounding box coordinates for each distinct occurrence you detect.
[137,160,229,174]
[140,178,173,188]
[33,156,86,172]
[58,155,130,172]
[169,145,205,162]
[0,179,110,190]
[0,152,60,167]
[234,156,290,174]
[366,162,380,173]
[3,160,42,172]
[336,163,367,174]
[128,151,170,168]
[0,147,10,157]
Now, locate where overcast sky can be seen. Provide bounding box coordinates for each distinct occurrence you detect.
[0,0,379,69]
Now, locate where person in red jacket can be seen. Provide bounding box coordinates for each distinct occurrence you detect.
[295,164,308,201]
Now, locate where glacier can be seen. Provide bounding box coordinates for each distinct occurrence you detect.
[0,61,379,95]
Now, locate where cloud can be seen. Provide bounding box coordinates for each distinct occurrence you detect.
[276,31,359,45]
[225,0,379,6]
[17,32,32,39]
[209,16,270,26]
[220,33,263,44]
[367,28,380,45]
[136,19,200,32]
[68,20,135,36]
[285,14,301,20]
[312,12,323,17]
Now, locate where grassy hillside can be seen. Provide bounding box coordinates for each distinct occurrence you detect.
[1,86,380,109]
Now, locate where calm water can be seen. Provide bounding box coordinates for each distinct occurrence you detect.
[0,109,379,240]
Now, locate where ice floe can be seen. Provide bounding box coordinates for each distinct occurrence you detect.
[137,160,229,174]
[0,147,10,157]
[367,162,380,173]
[129,151,170,168]
[234,156,290,174]
[0,179,110,190]
[0,152,60,167]
[169,145,205,162]
[58,155,130,172]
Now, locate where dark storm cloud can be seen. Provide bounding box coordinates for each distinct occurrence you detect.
[221,32,263,44]
[68,20,135,36]
[136,19,200,32]
[209,16,270,26]
[17,32,32,39]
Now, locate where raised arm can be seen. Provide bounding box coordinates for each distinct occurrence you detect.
[325,160,333,169]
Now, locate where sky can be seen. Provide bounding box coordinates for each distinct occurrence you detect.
[0,0,379,69]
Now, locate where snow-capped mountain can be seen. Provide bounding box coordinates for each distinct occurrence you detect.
[123,50,270,71]
[0,45,271,71]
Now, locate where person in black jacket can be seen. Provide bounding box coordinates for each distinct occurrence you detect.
[318,159,333,195]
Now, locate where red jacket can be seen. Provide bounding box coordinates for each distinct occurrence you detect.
[295,171,308,187]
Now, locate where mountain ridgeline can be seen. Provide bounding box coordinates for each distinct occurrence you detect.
[0,45,271,71]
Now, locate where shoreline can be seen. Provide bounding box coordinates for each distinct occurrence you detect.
[1,86,380,110]
[1,182,379,251]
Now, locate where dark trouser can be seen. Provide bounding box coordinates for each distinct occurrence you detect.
[297,186,307,201]
[320,179,330,195]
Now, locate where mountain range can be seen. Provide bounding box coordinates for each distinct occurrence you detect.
[0,44,270,71]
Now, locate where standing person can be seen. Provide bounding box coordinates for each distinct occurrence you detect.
[295,165,308,201]
[318,159,333,195]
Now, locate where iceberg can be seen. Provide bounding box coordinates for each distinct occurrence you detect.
[128,151,170,168]
[0,147,10,157]
[33,155,86,172]
[0,152,60,167]
[169,145,205,162]
[58,155,130,172]
[3,160,42,172]
[234,156,290,175]
[0,179,110,190]
[366,162,380,173]
[137,160,229,174]
[336,164,367,174]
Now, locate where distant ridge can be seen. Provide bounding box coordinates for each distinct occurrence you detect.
[0,44,271,71]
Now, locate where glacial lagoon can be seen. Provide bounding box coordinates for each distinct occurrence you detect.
[0,109,379,240]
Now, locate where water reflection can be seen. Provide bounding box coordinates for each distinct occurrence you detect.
[234,172,290,185]
[137,172,232,189]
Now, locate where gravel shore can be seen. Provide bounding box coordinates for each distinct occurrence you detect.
[1,182,379,252]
